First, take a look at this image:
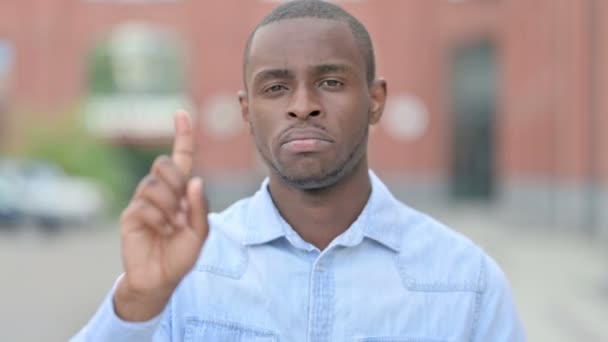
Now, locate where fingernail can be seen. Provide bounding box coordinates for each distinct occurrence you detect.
[176,109,190,119]
[164,224,173,235]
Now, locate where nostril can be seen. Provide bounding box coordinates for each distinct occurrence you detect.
[288,112,298,118]
[310,110,321,117]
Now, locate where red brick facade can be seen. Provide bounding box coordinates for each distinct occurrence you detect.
[1,0,606,230]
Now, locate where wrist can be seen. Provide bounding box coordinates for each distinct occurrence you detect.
[113,278,174,322]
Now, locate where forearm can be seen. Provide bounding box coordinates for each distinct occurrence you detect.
[114,277,175,322]
[70,275,169,342]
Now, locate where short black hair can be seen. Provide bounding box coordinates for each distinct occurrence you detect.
[243,0,376,86]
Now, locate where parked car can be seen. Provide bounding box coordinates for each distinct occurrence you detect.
[0,159,106,230]
[0,171,23,227]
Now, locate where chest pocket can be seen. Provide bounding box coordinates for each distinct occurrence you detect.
[184,317,278,342]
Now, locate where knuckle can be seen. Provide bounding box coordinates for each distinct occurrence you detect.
[153,155,172,170]
[119,201,139,222]
[144,208,164,226]
[152,210,166,226]
[158,183,179,205]
[137,201,167,228]
[135,200,151,214]
[152,181,173,201]
[152,153,181,176]
[167,163,185,180]
[142,174,158,188]
[146,190,176,217]
[176,172,188,188]
[169,166,187,188]
[167,193,180,210]
[169,175,187,195]
[119,210,129,224]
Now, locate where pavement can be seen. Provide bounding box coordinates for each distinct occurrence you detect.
[435,208,608,342]
[0,209,606,342]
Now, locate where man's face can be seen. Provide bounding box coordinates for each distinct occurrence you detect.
[240,18,385,189]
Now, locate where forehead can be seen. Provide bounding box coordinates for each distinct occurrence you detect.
[246,18,365,83]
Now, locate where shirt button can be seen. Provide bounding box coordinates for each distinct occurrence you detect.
[316,264,325,272]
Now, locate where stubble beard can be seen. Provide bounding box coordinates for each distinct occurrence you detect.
[257,126,369,191]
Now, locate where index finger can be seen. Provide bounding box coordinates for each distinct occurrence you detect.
[172,110,194,176]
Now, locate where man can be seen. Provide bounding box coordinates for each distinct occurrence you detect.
[73,1,525,341]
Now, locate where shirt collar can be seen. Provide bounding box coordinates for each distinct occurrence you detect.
[243,170,406,253]
[243,177,287,246]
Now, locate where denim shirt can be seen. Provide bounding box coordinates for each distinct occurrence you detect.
[72,171,525,342]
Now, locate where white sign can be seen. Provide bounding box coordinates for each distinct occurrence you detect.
[201,95,244,140]
[85,94,195,138]
[382,94,429,141]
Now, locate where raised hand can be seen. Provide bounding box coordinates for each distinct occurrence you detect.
[114,110,209,321]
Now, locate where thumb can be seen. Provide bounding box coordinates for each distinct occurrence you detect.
[187,177,209,240]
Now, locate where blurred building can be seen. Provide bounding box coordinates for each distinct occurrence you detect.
[0,0,606,233]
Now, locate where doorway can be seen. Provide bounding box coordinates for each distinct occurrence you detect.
[449,40,497,199]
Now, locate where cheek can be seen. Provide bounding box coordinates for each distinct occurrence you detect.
[324,95,370,137]
[248,103,284,150]
[322,86,370,114]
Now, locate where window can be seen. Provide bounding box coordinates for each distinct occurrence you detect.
[449,40,498,199]
[85,23,192,140]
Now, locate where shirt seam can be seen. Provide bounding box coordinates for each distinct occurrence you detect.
[468,254,486,342]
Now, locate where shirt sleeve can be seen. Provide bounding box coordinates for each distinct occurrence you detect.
[472,255,527,342]
[69,274,171,342]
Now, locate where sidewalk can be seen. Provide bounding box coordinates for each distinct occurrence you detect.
[0,209,606,341]
[434,208,608,342]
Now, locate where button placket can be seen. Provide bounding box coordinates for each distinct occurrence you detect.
[307,252,335,342]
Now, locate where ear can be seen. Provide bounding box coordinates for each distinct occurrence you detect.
[238,90,254,135]
[368,78,387,125]
[238,90,250,122]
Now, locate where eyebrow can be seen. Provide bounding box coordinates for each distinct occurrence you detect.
[312,63,354,76]
[252,69,293,86]
[251,63,355,86]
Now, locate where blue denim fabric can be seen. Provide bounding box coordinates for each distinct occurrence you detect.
[72,171,525,342]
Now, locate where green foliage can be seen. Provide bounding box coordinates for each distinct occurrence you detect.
[87,44,116,95]
[87,34,185,96]
[119,145,171,185]
[22,109,133,213]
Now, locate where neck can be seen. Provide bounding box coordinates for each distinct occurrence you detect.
[267,160,372,250]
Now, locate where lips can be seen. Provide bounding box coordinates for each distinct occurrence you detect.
[279,128,334,153]
[280,128,334,146]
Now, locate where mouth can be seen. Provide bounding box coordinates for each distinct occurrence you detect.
[280,128,334,153]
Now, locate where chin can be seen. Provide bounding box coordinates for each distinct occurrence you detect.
[266,145,365,190]
[282,173,340,190]
[278,163,347,190]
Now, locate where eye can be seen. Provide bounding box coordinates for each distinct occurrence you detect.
[264,84,287,93]
[319,79,344,89]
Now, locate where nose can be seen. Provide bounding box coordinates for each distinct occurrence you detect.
[286,85,322,120]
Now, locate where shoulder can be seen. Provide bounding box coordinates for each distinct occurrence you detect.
[207,197,252,242]
[190,197,254,279]
[393,203,500,293]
